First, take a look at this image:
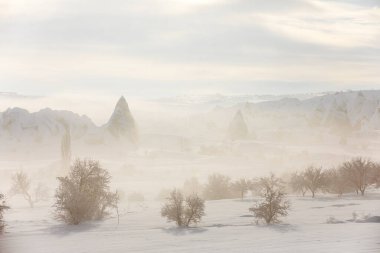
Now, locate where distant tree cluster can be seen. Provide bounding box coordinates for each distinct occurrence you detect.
[161,173,291,226]
[202,174,260,200]
[289,157,380,197]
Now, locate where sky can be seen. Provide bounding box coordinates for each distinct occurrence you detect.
[0,0,379,97]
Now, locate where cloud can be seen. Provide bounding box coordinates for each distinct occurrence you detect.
[0,0,379,96]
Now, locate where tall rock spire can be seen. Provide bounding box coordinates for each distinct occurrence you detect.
[106,96,138,144]
[228,110,248,140]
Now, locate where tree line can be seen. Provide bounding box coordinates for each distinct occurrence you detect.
[1,157,380,232]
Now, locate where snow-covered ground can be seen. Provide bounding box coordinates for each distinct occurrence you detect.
[1,90,380,252]
[1,192,379,253]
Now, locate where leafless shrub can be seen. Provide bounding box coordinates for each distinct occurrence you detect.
[0,194,9,232]
[54,159,119,225]
[249,174,290,224]
[161,189,205,227]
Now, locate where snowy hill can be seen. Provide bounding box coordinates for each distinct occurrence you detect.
[212,90,380,133]
[0,107,96,143]
[0,96,138,147]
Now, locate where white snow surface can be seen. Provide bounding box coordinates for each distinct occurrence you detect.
[1,193,379,253]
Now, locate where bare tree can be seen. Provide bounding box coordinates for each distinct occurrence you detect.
[61,123,71,174]
[9,172,49,208]
[249,174,290,224]
[341,157,373,196]
[303,166,327,198]
[325,167,352,197]
[289,171,308,196]
[10,171,33,207]
[161,189,205,227]
[0,194,9,232]
[202,173,232,200]
[231,178,250,200]
[54,159,119,225]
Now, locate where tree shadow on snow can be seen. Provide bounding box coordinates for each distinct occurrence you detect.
[160,226,208,235]
[204,223,297,233]
[44,222,101,237]
[263,223,298,233]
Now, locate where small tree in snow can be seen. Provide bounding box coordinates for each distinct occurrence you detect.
[303,166,327,198]
[231,178,250,200]
[249,174,290,224]
[54,159,119,225]
[0,194,9,232]
[161,189,205,227]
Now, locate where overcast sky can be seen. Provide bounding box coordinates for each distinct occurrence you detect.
[0,0,379,97]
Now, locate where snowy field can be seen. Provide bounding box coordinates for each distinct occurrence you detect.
[1,191,379,253]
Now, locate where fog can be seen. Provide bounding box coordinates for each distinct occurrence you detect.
[1,90,380,252]
[1,91,379,200]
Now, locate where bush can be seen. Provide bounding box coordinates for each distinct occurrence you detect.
[54,159,118,225]
[161,189,205,227]
[249,174,290,224]
[0,194,9,232]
